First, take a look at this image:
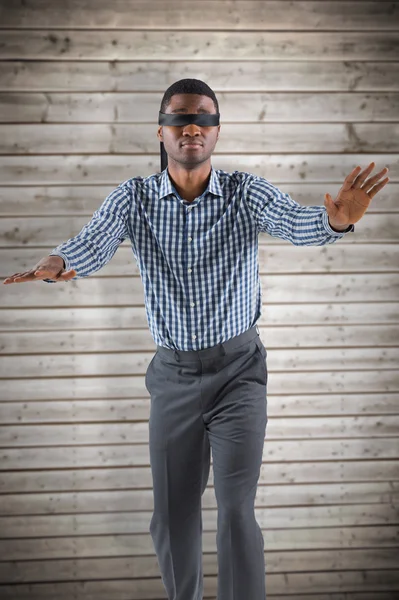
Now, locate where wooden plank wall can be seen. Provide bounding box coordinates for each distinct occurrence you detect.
[0,1,398,598]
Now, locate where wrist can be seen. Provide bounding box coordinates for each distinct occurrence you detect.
[328,218,350,232]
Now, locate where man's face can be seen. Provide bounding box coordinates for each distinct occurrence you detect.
[157,94,220,167]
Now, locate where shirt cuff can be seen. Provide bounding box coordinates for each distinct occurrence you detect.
[322,210,355,236]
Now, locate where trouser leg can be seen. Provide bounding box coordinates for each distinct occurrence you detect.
[147,353,210,600]
[203,335,268,600]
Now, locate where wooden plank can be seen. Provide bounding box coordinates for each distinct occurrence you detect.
[0,31,398,61]
[0,213,399,251]
[1,1,398,30]
[1,123,399,154]
[0,438,397,471]
[2,244,399,278]
[1,482,398,516]
[1,526,398,561]
[0,416,398,447]
[1,326,399,354]
[2,394,398,426]
[263,596,398,600]
[1,460,398,493]
[0,304,398,330]
[1,370,398,400]
[1,273,399,307]
[0,154,397,185]
[1,61,398,93]
[0,458,399,494]
[2,91,399,123]
[0,504,397,538]
[0,572,398,600]
[1,214,397,249]
[1,184,398,216]
[0,548,398,584]
[0,347,398,378]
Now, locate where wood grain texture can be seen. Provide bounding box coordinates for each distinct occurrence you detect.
[0,549,398,583]
[2,92,399,122]
[0,153,397,184]
[1,184,398,215]
[1,123,399,154]
[1,61,398,92]
[0,0,398,595]
[1,438,397,471]
[1,1,398,30]
[0,572,397,599]
[2,245,399,278]
[1,31,398,61]
[1,214,398,251]
[1,371,399,403]
[0,303,398,330]
[0,460,397,493]
[1,325,399,354]
[1,274,398,307]
[1,525,398,560]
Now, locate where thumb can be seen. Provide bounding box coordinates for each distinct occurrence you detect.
[324,193,337,217]
[58,269,77,280]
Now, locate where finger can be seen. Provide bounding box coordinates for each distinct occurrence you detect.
[352,162,376,189]
[341,165,363,191]
[368,177,390,200]
[3,273,23,284]
[14,268,61,282]
[6,270,37,283]
[3,272,23,283]
[362,167,389,193]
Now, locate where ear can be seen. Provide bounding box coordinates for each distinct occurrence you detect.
[157,126,163,141]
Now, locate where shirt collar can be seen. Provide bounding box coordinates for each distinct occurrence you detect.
[158,165,224,200]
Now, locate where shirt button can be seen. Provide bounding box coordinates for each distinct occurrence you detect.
[192,335,196,340]
[188,269,192,273]
[188,237,193,242]
[190,302,195,307]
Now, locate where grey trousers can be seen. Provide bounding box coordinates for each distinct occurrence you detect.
[145,325,268,600]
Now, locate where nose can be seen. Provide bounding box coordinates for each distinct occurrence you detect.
[182,124,202,136]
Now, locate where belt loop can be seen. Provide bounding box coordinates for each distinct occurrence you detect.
[221,344,226,356]
[174,349,180,362]
[256,324,260,335]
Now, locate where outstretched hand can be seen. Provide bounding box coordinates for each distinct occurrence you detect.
[3,256,76,284]
[324,162,390,229]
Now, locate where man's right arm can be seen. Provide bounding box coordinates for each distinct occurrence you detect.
[3,184,132,285]
[43,184,132,283]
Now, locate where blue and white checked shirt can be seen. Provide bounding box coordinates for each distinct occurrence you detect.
[47,166,354,350]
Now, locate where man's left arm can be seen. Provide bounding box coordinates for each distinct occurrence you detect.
[247,161,389,246]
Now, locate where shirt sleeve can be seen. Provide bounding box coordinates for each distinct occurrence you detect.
[246,175,354,246]
[43,184,132,283]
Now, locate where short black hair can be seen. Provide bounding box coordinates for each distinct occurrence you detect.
[160,78,219,114]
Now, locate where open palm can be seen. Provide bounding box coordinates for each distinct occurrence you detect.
[324,162,389,227]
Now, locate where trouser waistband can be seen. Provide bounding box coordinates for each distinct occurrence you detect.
[156,324,260,363]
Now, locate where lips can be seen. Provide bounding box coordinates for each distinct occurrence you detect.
[182,142,203,147]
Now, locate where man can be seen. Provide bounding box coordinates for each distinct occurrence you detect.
[3,78,390,600]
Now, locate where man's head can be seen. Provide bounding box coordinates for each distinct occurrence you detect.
[157,79,221,170]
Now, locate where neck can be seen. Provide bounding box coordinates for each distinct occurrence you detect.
[167,161,212,203]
